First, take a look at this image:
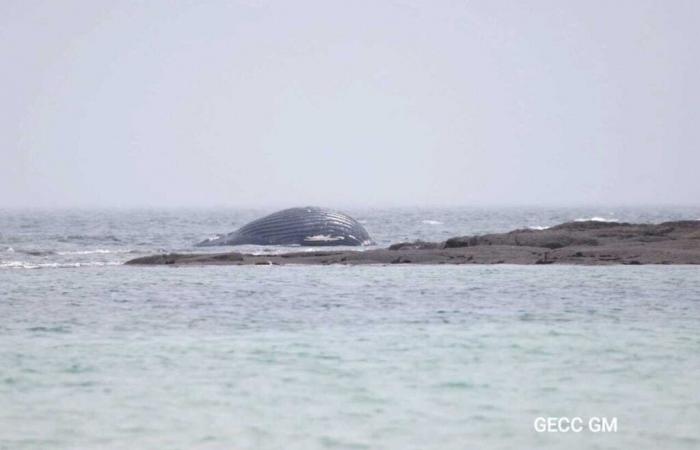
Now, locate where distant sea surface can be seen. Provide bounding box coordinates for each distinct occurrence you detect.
[1,207,699,449]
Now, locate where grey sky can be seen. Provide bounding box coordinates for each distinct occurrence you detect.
[1,0,698,208]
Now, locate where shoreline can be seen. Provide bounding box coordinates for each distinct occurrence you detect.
[125,220,700,266]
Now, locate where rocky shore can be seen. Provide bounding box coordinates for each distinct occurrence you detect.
[125,220,700,266]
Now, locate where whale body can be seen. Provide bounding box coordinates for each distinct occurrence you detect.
[196,207,374,247]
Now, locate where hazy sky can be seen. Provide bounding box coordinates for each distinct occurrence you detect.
[1,0,698,208]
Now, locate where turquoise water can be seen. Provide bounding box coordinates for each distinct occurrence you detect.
[1,208,700,449]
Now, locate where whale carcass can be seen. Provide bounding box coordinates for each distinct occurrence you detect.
[196,207,374,247]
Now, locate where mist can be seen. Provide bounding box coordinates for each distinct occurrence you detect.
[1,0,698,208]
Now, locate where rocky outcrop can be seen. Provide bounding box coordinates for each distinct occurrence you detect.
[388,240,441,250]
[444,230,599,249]
[125,220,700,266]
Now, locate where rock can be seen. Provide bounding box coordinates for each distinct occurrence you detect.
[444,229,597,249]
[549,220,630,231]
[125,220,700,266]
[389,240,440,250]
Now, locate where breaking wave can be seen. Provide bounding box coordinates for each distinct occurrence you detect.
[56,249,133,255]
[0,261,122,270]
[574,217,619,223]
[57,235,121,243]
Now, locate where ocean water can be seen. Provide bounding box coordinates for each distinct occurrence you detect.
[1,207,699,450]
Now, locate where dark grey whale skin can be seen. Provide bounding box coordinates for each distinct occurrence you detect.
[196,207,374,247]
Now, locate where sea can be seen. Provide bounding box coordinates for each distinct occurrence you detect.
[1,207,699,450]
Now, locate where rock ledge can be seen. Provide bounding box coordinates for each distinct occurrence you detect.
[125,220,700,266]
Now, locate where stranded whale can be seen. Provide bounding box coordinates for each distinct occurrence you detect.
[196,207,374,247]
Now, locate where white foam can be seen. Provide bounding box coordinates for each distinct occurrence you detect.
[422,220,443,225]
[527,225,551,230]
[574,217,619,223]
[56,249,130,255]
[303,235,345,242]
[0,261,121,269]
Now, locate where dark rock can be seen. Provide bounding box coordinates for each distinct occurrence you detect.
[549,221,631,231]
[124,253,184,265]
[209,253,244,262]
[125,220,700,266]
[659,220,700,229]
[445,230,597,249]
[389,240,440,250]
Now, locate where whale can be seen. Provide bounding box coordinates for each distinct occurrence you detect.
[196,207,374,247]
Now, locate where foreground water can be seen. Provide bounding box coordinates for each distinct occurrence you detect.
[1,208,699,449]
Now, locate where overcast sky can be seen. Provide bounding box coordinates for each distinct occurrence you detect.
[1,0,698,208]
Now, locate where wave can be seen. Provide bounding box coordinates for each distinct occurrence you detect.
[9,248,132,256]
[57,235,121,243]
[530,216,620,230]
[0,261,122,270]
[422,220,443,225]
[18,249,56,256]
[574,217,619,223]
[56,249,133,255]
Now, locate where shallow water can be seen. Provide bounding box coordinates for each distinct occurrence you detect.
[1,208,699,449]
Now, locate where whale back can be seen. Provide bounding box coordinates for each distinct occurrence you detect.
[198,207,374,246]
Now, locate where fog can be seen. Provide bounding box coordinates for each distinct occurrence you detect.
[1,0,698,208]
